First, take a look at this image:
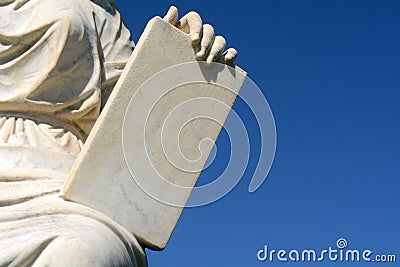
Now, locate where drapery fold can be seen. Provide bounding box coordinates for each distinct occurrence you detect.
[0,1,146,266]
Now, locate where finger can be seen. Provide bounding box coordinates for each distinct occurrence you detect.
[196,24,215,60]
[177,11,203,46]
[207,36,226,64]
[163,6,179,25]
[223,48,238,64]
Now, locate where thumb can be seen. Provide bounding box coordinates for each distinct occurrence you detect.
[163,6,179,25]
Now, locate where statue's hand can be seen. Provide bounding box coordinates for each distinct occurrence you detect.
[163,6,237,64]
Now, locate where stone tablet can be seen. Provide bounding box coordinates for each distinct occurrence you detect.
[61,16,247,250]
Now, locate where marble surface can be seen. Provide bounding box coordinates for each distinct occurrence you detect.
[61,17,246,250]
[0,1,241,265]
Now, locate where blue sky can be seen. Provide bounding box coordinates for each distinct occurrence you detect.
[116,1,399,266]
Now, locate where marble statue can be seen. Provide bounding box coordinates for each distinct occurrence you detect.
[61,16,247,251]
[0,0,238,266]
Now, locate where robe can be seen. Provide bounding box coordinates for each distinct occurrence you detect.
[0,0,147,265]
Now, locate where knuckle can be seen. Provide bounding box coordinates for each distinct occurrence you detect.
[229,48,238,54]
[215,36,226,45]
[203,24,214,30]
[188,11,200,17]
[187,11,202,22]
[203,24,215,34]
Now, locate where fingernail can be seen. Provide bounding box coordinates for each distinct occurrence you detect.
[196,53,204,60]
